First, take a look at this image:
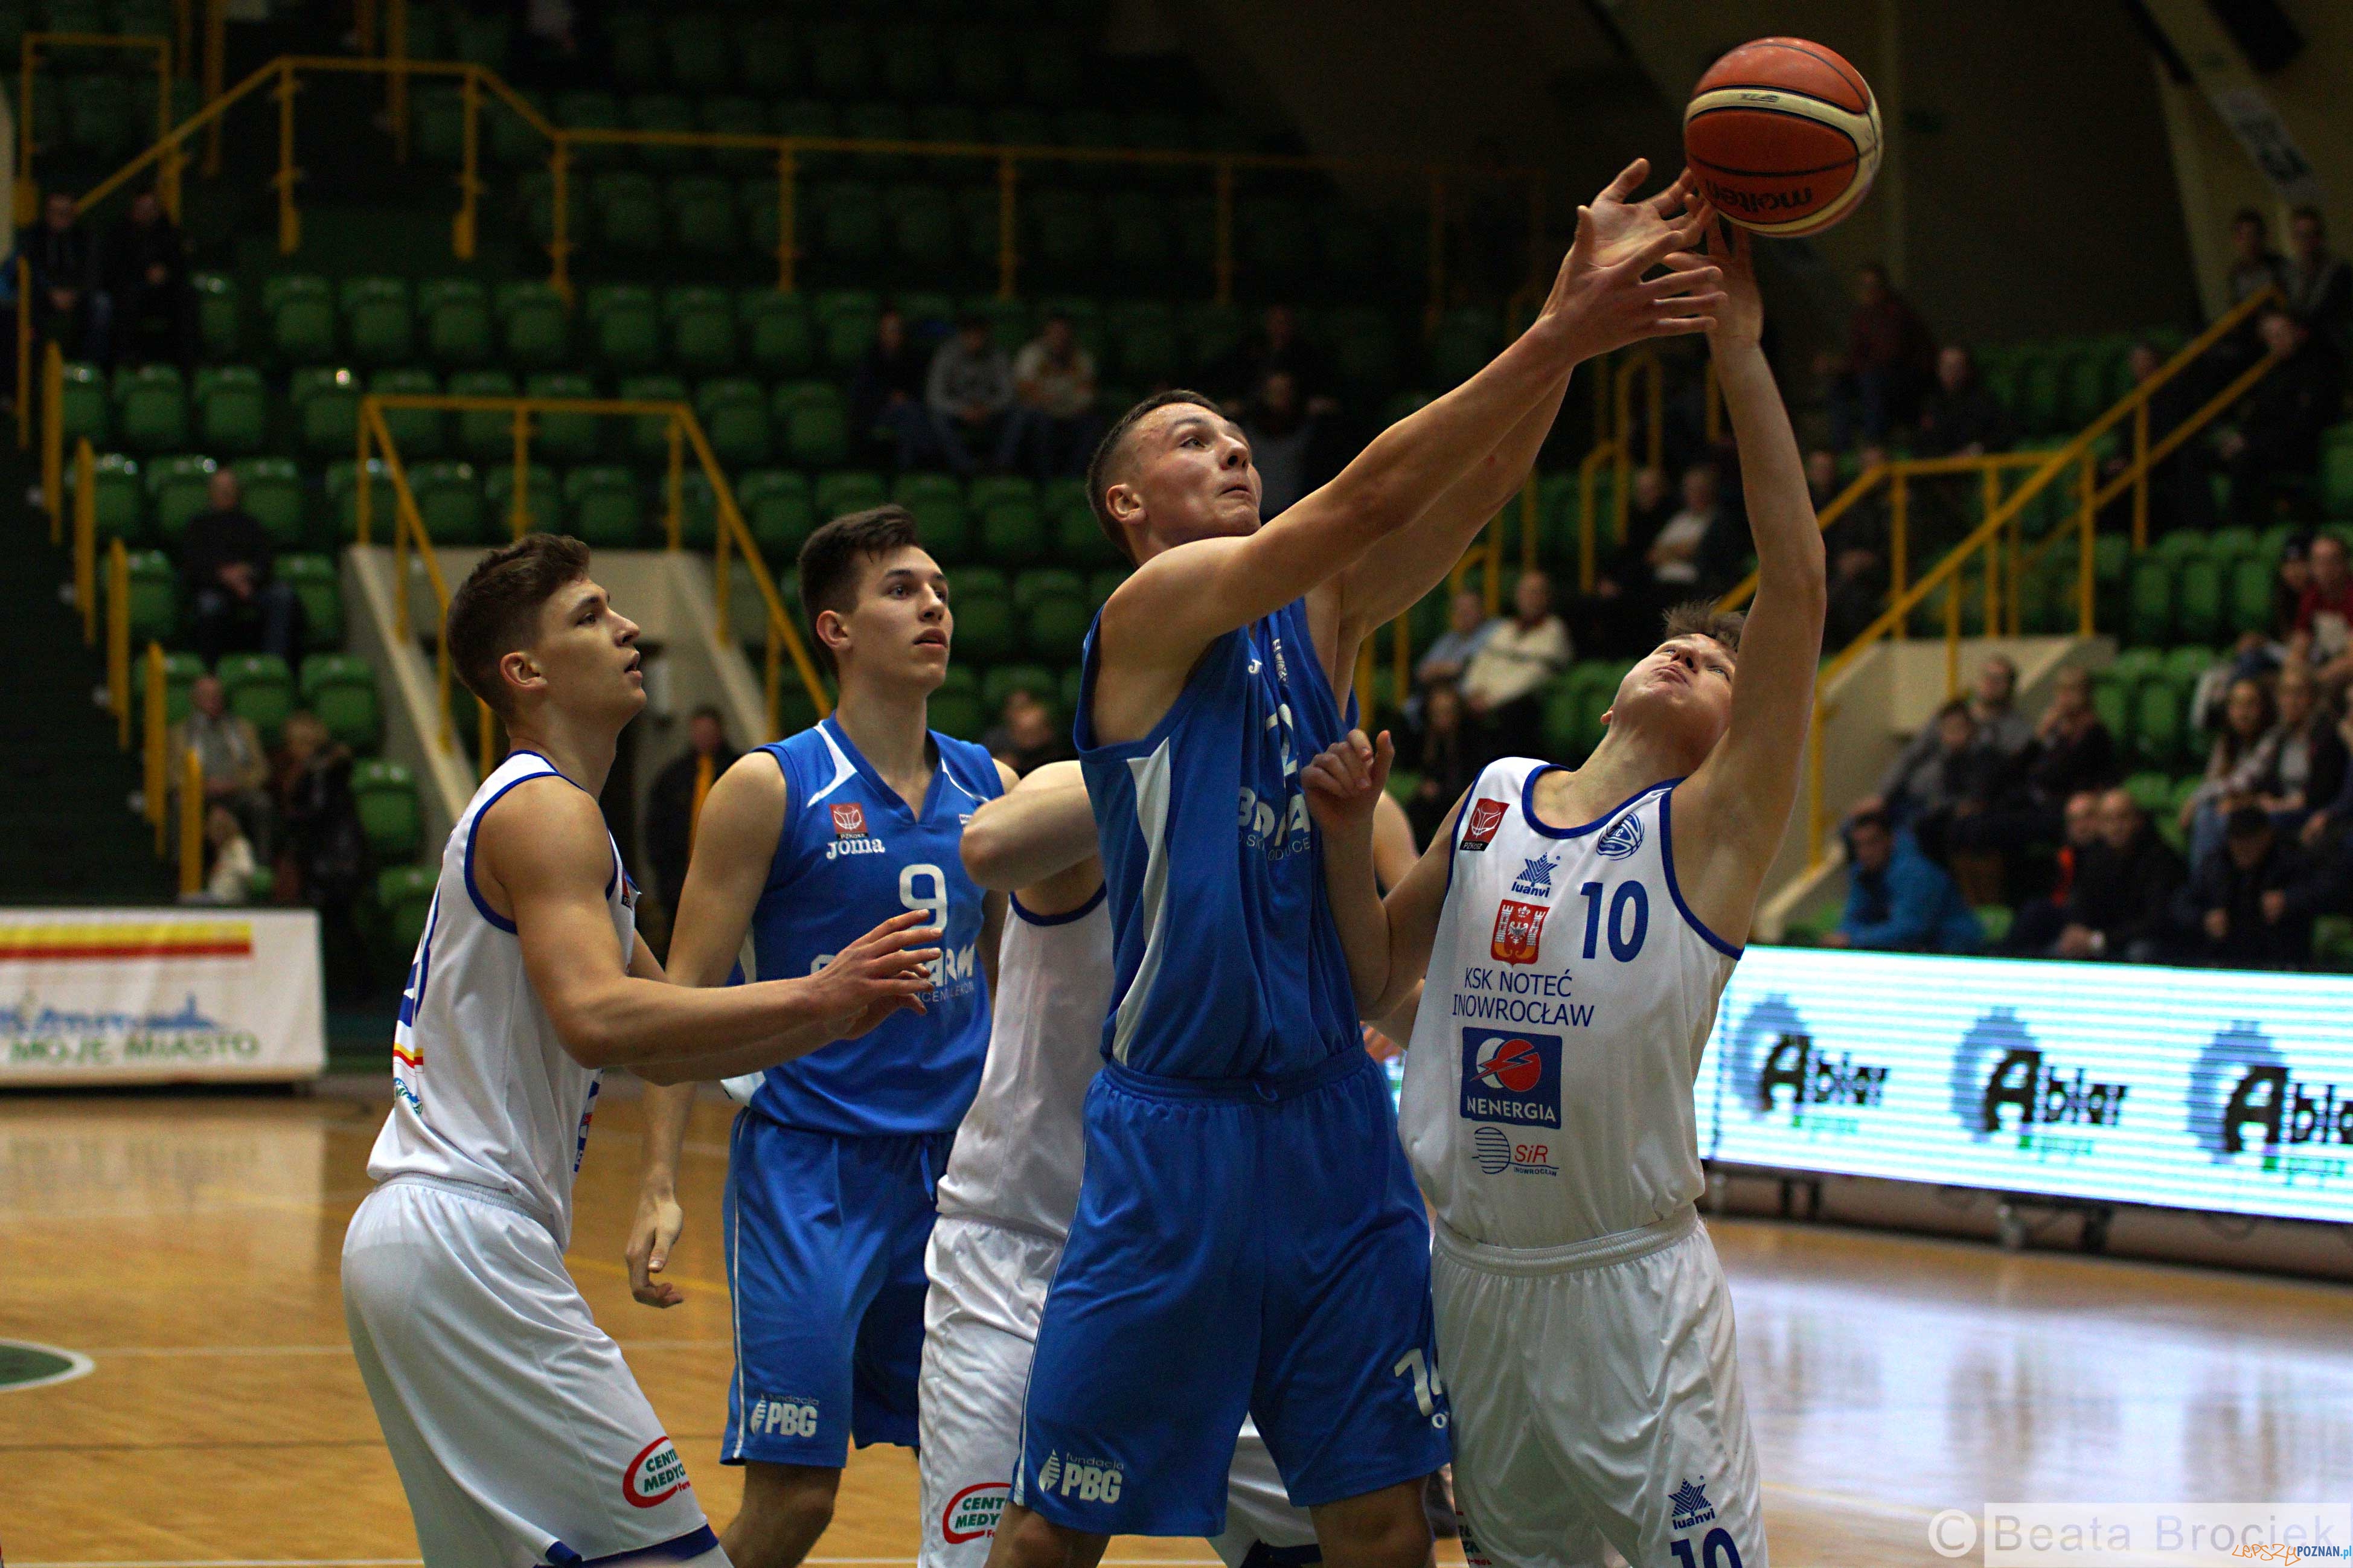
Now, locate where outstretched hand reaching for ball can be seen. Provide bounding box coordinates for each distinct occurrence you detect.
[1670,216,1762,351]
[1540,158,1726,360]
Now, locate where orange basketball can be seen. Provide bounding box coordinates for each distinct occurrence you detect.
[1683,37,1881,237]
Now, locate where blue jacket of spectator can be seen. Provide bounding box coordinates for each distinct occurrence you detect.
[1840,828,1983,953]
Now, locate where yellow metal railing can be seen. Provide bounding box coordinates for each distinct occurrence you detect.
[178,741,202,896]
[39,339,63,543]
[1574,350,1665,593]
[71,436,95,640]
[144,641,167,854]
[356,393,829,774]
[16,32,179,223]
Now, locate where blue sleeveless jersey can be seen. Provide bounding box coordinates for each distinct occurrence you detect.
[1075,597,1360,1080]
[738,717,1004,1136]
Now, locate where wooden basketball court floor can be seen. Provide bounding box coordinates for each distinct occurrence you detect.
[4,1084,2349,1567]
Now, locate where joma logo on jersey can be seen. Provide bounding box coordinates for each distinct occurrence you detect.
[621,1436,691,1508]
[747,1394,821,1439]
[1459,798,1508,851]
[824,836,889,861]
[1036,1451,1123,1503]
[831,803,867,837]
[1459,1028,1562,1127]
[1490,899,1551,965]
[943,1481,1009,1543]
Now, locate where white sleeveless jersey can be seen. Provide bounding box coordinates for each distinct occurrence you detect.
[1399,758,1741,1251]
[366,750,635,1247]
[933,886,1112,1241]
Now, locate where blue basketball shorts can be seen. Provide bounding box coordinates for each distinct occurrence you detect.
[721,1113,953,1467]
[1014,1050,1452,1537]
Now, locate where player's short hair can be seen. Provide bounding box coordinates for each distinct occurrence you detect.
[1660,600,1744,658]
[799,504,921,673]
[446,533,591,720]
[1084,388,1223,566]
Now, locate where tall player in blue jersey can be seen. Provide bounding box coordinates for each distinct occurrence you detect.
[988,161,1723,1568]
[631,507,1016,1568]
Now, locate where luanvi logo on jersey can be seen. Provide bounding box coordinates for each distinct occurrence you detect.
[746,1392,821,1439]
[1037,1450,1123,1503]
[1670,1477,1717,1531]
[1598,812,1644,859]
[942,1481,1009,1543]
[1510,852,1558,897]
[621,1436,691,1508]
[1459,1028,1561,1127]
[1490,899,1551,965]
[1459,798,1508,851]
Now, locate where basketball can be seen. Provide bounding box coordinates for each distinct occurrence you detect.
[1683,37,1881,237]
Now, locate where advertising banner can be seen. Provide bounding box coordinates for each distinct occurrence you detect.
[1697,948,2353,1224]
[0,909,326,1087]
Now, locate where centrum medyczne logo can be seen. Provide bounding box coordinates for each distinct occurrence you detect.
[1950,1008,2130,1159]
[2189,1022,2353,1182]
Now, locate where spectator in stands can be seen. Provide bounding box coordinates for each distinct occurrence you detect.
[1000,313,1101,482]
[201,804,258,905]
[1214,304,1336,416]
[100,190,196,376]
[2287,206,2352,363]
[851,307,931,469]
[1582,464,1679,653]
[1632,463,1741,609]
[1916,346,2012,458]
[1970,654,2034,760]
[2217,310,2342,525]
[2046,787,2183,963]
[1863,659,2035,818]
[2181,674,2278,868]
[274,710,368,996]
[1879,699,2001,866]
[923,313,1013,477]
[2250,662,2348,833]
[1407,683,1477,850]
[1461,570,1571,760]
[170,673,274,860]
[2226,208,2294,310]
[1242,371,1343,519]
[1950,665,2119,885]
[2106,341,2221,536]
[1407,586,1496,726]
[1822,263,1936,450]
[982,688,1069,776]
[181,469,303,668]
[644,705,737,925]
[21,190,103,362]
[2299,699,2353,854]
[2174,804,2323,968]
[2292,533,2353,695]
[2003,790,2104,955]
[1823,808,1981,953]
[1811,447,1889,645]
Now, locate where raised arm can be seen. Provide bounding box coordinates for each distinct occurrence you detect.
[1302,731,1459,1021]
[959,760,1100,892]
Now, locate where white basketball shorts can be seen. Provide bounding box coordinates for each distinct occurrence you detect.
[342,1174,718,1567]
[1433,1205,1765,1568]
[918,1214,1318,1568]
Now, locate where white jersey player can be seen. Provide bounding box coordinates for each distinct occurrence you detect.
[920,761,1319,1568]
[344,535,940,1567]
[1301,222,1820,1568]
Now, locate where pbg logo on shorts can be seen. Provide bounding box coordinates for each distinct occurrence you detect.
[1037,1450,1124,1503]
[1459,798,1508,851]
[1459,1028,1562,1127]
[943,1480,1009,1542]
[622,1436,691,1508]
[747,1393,821,1439]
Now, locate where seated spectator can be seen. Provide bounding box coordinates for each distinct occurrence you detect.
[1810,447,1889,645]
[1970,655,2033,761]
[2180,675,2279,868]
[2227,207,2295,311]
[1824,808,1981,953]
[2217,310,2342,525]
[2044,787,2184,963]
[2250,662,2348,831]
[2103,341,2221,536]
[19,190,103,362]
[1242,371,1340,519]
[274,711,370,999]
[2003,790,2104,955]
[1212,304,1336,416]
[1631,464,1742,612]
[1461,570,1572,759]
[1407,587,1496,726]
[1407,683,1479,850]
[2297,699,2353,855]
[1000,313,1101,481]
[1820,263,1936,450]
[924,313,1013,477]
[1863,697,2002,834]
[851,307,930,468]
[200,804,258,905]
[101,189,196,376]
[984,688,1069,777]
[1583,464,1677,653]
[2291,534,2353,696]
[168,673,274,860]
[181,469,304,667]
[1916,346,2012,458]
[2287,205,2352,365]
[644,705,738,923]
[1948,665,2119,892]
[2173,805,2324,969]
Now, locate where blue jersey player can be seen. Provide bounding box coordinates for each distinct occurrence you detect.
[990,161,1723,1568]
[633,507,1016,1568]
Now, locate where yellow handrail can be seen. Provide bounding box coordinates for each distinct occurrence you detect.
[178,743,202,897]
[40,339,62,544]
[108,537,132,747]
[359,392,830,770]
[14,257,30,449]
[17,33,175,223]
[1570,350,1663,590]
[72,436,95,639]
[145,641,167,854]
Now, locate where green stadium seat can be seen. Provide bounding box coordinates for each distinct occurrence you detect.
[815,470,888,521]
[669,174,738,256]
[2123,770,2174,816]
[263,274,336,363]
[2090,671,2131,748]
[68,450,144,543]
[889,184,961,270]
[949,27,1014,103]
[1046,479,1118,568]
[1327,305,1402,397]
[772,97,842,178]
[112,363,187,453]
[62,74,135,158]
[814,290,882,374]
[738,470,816,561]
[146,453,216,541]
[624,92,695,171]
[2227,555,2275,636]
[278,557,342,652]
[2132,676,2186,767]
[2320,441,2353,519]
[565,466,644,548]
[555,89,623,166]
[618,374,688,465]
[808,21,873,98]
[1235,195,1313,287]
[192,273,240,359]
[586,284,662,371]
[525,373,600,462]
[60,361,110,446]
[107,546,176,645]
[2110,647,2163,687]
[1022,33,1083,103]
[950,566,1014,662]
[1105,190,1173,276]
[894,472,972,560]
[665,286,735,375]
[449,7,511,70]
[700,96,772,174]
[954,185,1005,270]
[1106,299,1180,385]
[607,11,662,89]
[896,292,958,338]
[191,365,266,455]
[231,456,305,549]
[1058,663,1086,718]
[416,278,491,367]
[977,495,1048,565]
[372,367,445,459]
[412,82,465,164]
[776,381,851,469]
[812,181,888,263]
[694,379,772,467]
[844,101,915,180]
[739,18,800,96]
[2175,558,2224,645]
[339,277,414,366]
[2125,556,2173,645]
[982,662,1055,714]
[1086,566,1127,607]
[593,170,665,250]
[913,102,981,178]
[217,652,295,746]
[930,665,986,741]
[1014,569,1090,658]
[401,461,482,545]
[664,12,731,91]
[674,470,718,549]
[483,462,559,536]
[1181,301,1245,379]
[741,290,815,379]
[496,283,571,368]
[447,369,519,462]
[325,459,393,543]
[152,648,203,727]
[1027,188,1094,275]
[881,21,944,100]
[353,760,423,860]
